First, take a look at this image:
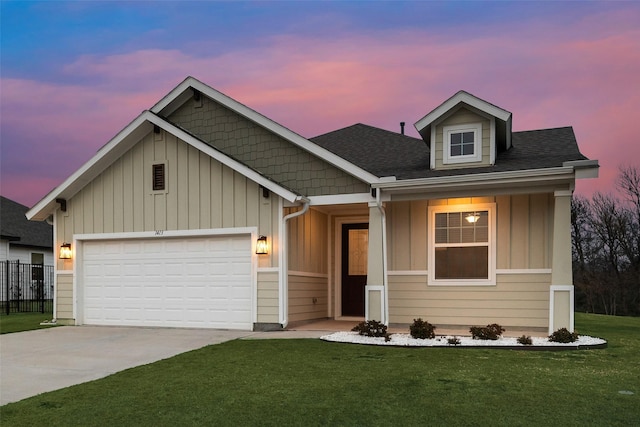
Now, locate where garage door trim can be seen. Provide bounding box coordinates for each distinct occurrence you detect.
[72,227,258,328]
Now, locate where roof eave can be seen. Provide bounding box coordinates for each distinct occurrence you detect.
[152,77,381,185]
[414,90,512,134]
[27,112,154,221]
[27,112,303,221]
[373,167,578,196]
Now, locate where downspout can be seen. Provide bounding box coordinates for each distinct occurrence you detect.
[375,189,389,325]
[280,196,310,329]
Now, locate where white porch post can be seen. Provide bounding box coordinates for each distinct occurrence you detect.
[549,190,574,333]
[366,203,386,323]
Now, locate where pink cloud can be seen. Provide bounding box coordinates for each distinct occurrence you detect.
[2,5,639,207]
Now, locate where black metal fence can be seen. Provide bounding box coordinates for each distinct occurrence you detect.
[1,261,54,314]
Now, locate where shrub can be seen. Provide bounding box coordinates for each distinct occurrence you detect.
[447,336,461,346]
[549,328,579,343]
[470,323,505,340]
[409,318,436,339]
[517,335,533,345]
[352,320,389,339]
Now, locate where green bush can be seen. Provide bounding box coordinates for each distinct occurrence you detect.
[447,336,461,346]
[517,335,533,345]
[409,318,436,339]
[470,323,505,340]
[352,320,389,340]
[548,328,579,343]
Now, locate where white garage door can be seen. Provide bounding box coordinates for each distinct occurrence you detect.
[81,234,252,330]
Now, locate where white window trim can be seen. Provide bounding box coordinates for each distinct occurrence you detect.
[443,123,483,164]
[428,203,496,286]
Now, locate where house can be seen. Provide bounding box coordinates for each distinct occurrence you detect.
[2,195,54,304]
[26,77,598,334]
[1,196,53,265]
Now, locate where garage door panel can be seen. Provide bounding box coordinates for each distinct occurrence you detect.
[82,235,253,330]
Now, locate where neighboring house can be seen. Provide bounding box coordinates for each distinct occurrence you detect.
[1,196,54,303]
[1,196,53,265]
[26,77,598,333]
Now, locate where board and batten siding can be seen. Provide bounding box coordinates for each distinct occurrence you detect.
[286,208,329,322]
[54,129,282,320]
[386,195,554,328]
[386,195,553,271]
[434,107,491,169]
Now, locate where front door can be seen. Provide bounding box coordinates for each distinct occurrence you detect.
[341,223,368,317]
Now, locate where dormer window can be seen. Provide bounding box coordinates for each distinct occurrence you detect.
[443,123,482,164]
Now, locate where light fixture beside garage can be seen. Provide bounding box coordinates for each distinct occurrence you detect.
[59,243,72,259]
[256,235,268,255]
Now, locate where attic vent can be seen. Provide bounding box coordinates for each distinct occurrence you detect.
[152,163,166,191]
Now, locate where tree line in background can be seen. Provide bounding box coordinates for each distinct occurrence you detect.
[572,165,640,316]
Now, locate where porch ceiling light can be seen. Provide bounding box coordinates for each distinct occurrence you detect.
[256,235,268,255]
[465,213,480,224]
[59,243,72,259]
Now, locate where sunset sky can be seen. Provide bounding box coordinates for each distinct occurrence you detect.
[1,1,639,208]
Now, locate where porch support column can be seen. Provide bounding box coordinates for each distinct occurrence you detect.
[549,190,574,334]
[366,203,386,323]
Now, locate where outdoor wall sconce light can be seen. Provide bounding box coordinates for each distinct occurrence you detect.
[59,243,72,259]
[256,235,268,255]
[465,213,480,224]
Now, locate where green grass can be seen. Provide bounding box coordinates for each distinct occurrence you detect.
[0,312,56,334]
[1,313,638,426]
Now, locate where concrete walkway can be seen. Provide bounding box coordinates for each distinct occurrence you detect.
[0,326,262,405]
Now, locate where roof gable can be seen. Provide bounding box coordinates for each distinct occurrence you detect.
[27,112,302,221]
[414,90,512,135]
[151,77,379,185]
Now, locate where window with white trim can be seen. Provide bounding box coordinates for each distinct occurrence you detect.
[428,203,495,285]
[443,123,482,164]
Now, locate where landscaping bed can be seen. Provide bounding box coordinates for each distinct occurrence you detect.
[321,331,608,350]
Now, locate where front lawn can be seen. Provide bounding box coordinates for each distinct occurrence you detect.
[1,313,638,426]
[0,312,56,334]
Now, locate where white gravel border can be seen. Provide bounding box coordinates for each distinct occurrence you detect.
[321,332,607,348]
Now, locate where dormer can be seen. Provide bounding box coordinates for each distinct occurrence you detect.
[414,91,512,170]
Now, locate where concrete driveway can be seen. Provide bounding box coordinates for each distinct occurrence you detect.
[0,326,254,405]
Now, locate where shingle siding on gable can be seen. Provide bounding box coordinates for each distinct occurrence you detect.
[435,107,491,169]
[167,96,369,196]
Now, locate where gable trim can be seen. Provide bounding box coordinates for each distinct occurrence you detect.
[27,111,301,221]
[151,77,380,184]
[414,90,512,133]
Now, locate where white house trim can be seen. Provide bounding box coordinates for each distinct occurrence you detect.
[26,112,302,221]
[373,166,577,194]
[549,285,575,334]
[151,77,381,185]
[308,193,383,206]
[415,90,512,133]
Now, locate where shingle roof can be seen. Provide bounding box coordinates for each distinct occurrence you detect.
[1,196,53,248]
[310,124,587,180]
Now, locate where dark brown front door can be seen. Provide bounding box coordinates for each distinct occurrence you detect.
[341,223,368,317]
